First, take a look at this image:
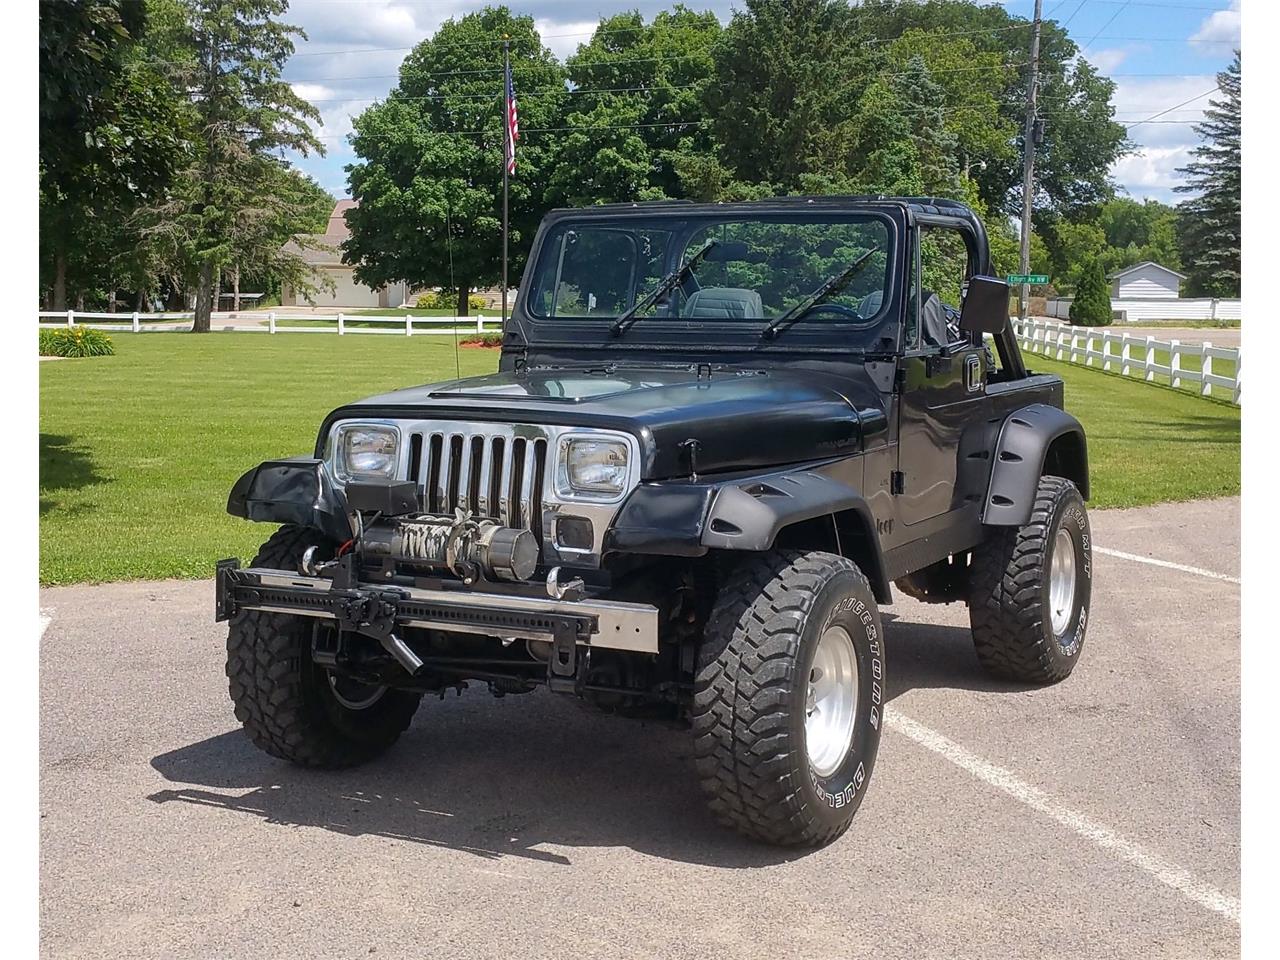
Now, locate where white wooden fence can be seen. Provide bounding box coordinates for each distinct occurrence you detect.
[1012,316,1241,403]
[1044,297,1242,323]
[37,310,503,336]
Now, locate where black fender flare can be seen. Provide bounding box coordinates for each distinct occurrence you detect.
[983,404,1090,526]
[607,467,891,603]
[226,458,354,543]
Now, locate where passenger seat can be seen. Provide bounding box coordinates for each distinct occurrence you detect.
[682,287,764,319]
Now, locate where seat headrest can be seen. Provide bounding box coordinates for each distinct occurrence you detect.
[683,287,764,319]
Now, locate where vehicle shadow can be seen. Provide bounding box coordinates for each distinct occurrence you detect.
[148,616,1027,867]
[881,612,1031,701]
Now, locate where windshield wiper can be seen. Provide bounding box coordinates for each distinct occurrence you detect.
[761,248,877,339]
[610,240,718,336]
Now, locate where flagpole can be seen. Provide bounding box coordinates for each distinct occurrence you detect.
[501,37,510,332]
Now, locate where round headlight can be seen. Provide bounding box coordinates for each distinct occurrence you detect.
[561,438,629,497]
[337,424,400,480]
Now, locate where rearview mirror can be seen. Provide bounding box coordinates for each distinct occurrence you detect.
[703,241,752,262]
[958,275,1010,335]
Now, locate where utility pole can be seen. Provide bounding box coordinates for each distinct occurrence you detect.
[1018,0,1043,322]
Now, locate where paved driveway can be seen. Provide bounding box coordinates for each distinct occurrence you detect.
[40,498,1240,959]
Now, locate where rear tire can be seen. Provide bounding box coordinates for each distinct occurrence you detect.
[968,476,1092,683]
[692,550,885,847]
[225,525,421,768]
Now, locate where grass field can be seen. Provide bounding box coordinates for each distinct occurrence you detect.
[39,333,1239,584]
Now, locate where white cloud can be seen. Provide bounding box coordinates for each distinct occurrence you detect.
[1111,146,1194,197]
[1190,0,1240,50]
[1106,75,1217,202]
[1088,47,1129,73]
[534,18,601,61]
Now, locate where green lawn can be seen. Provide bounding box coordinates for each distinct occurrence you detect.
[1030,354,1239,508]
[40,334,495,584]
[40,334,1239,584]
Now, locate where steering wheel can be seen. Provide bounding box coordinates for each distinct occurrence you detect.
[795,303,864,322]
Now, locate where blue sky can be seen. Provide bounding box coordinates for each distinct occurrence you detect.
[281,0,1241,206]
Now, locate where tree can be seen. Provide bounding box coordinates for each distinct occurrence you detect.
[345,7,566,315]
[705,0,867,190]
[39,0,188,309]
[852,0,1129,222]
[549,7,721,205]
[155,0,323,332]
[1176,52,1240,298]
[844,55,961,197]
[1069,257,1112,326]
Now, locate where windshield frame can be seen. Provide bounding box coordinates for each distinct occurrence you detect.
[514,201,905,352]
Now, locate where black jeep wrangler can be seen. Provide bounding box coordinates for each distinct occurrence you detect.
[218,197,1091,847]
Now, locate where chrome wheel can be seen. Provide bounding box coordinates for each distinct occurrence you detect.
[327,673,387,711]
[805,625,859,778]
[1049,527,1077,637]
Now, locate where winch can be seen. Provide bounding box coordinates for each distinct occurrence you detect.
[358,510,540,583]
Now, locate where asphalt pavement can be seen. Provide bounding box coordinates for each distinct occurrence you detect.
[40,497,1240,960]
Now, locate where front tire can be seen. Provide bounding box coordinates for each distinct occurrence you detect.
[225,525,422,768]
[692,550,886,847]
[968,475,1092,683]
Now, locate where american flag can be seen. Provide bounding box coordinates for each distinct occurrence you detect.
[504,59,519,175]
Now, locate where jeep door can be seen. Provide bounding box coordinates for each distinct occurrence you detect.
[895,219,992,526]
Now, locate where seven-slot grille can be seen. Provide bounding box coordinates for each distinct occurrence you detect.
[405,426,549,538]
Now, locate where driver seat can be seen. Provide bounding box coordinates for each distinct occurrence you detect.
[683,287,763,319]
[920,291,950,347]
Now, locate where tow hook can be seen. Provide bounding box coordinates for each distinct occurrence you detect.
[546,566,585,601]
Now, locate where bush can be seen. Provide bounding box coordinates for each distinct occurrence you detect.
[415,290,489,312]
[39,326,116,358]
[1069,259,1113,327]
[461,332,503,347]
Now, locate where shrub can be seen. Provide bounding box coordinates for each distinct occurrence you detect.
[415,290,490,312]
[39,326,116,358]
[1069,259,1113,327]
[461,332,503,347]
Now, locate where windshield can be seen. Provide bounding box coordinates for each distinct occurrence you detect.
[524,213,892,326]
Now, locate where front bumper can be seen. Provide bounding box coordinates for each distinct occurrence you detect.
[215,560,659,655]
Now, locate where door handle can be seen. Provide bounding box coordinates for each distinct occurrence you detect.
[964,354,982,393]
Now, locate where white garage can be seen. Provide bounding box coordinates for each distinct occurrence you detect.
[280,200,408,309]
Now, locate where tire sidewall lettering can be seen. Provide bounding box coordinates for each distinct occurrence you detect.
[804,575,884,815]
[1047,491,1092,661]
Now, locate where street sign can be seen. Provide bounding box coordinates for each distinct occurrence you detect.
[1007,274,1049,284]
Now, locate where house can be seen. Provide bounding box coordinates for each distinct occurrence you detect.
[280,199,409,309]
[1107,261,1185,300]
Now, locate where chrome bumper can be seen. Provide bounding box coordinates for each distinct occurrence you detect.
[215,562,659,655]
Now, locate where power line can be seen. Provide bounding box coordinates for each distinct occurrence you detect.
[1124,86,1220,127]
[314,119,714,141]
[303,83,703,105]
[1078,0,1133,56]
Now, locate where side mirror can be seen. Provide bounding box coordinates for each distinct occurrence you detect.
[959,275,1010,335]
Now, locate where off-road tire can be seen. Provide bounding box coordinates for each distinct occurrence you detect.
[692,550,885,847]
[969,475,1091,684]
[226,525,421,767]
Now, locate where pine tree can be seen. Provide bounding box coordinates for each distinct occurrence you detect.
[158,0,324,332]
[1069,257,1112,326]
[1176,52,1240,298]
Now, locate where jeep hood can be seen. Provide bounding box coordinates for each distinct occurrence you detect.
[328,365,888,478]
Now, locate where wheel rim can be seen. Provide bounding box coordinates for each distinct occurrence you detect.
[327,672,387,711]
[1049,527,1077,638]
[805,625,859,778]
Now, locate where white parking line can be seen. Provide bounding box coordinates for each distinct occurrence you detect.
[39,609,52,638]
[886,710,1241,923]
[1094,546,1240,585]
